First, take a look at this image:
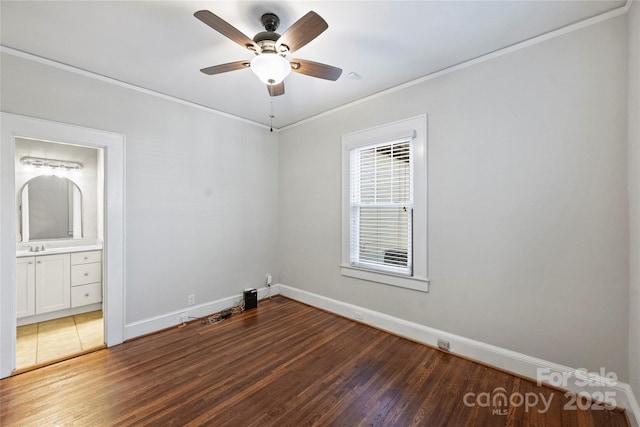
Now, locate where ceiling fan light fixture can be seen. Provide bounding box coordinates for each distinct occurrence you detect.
[251,53,291,85]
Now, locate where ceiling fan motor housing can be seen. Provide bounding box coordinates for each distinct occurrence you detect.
[254,13,286,54]
[253,33,281,53]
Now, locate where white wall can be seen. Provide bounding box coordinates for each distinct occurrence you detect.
[279,16,630,379]
[0,52,279,325]
[628,0,640,396]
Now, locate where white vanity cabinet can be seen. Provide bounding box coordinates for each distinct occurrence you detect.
[16,249,102,320]
[16,257,35,318]
[70,251,102,308]
[35,253,71,315]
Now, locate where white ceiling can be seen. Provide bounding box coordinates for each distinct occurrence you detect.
[0,1,628,128]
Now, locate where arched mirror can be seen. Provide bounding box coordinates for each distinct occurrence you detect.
[20,176,83,242]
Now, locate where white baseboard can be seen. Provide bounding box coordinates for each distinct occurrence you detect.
[123,286,274,340]
[277,283,640,426]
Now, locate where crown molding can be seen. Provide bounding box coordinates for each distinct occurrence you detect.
[0,45,272,131]
[0,0,630,134]
[280,2,630,132]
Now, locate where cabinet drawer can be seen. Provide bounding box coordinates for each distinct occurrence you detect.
[71,283,102,307]
[71,251,102,265]
[71,263,102,286]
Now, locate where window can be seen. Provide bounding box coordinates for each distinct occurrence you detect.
[341,115,428,292]
[350,139,413,275]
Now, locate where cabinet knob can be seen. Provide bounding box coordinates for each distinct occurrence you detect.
[84,256,89,260]
[84,293,89,297]
[84,272,89,276]
[28,261,33,265]
[37,261,41,264]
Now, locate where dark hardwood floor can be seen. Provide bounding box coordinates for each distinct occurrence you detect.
[0,296,630,426]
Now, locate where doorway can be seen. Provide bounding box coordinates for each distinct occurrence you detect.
[14,137,105,372]
[0,113,125,379]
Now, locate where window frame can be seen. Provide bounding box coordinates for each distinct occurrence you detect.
[341,115,429,292]
[349,138,414,276]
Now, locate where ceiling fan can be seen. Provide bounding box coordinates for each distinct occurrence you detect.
[195,10,342,97]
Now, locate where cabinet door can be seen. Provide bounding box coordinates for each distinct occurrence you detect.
[35,254,71,314]
[16,257,35,318]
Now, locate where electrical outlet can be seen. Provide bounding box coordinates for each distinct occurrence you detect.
[266,273,272,287]
[354,311,364,321]
[437,339,450,352]
[180,313,189,323]
[188,294,195,306]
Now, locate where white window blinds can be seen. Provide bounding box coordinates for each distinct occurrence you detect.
[349,139,413,275]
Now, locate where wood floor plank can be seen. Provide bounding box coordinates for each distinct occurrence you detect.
[0,296,630,426]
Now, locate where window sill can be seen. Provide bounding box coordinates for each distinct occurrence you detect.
[340,264,429,292]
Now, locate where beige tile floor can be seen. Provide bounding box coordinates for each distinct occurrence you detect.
[16,310,104,370]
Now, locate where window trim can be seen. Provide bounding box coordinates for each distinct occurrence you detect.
[349,138,413,276]
[341,115,429,292]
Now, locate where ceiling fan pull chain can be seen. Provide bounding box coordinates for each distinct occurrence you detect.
[270,100,275,132]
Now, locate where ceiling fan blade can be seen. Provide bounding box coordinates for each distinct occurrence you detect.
[276,11,328,54]
[194,10,258,51]
[290,59,342,81]
[268,82,285,97]
[200,60,251,75]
